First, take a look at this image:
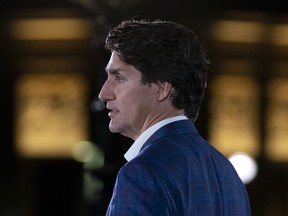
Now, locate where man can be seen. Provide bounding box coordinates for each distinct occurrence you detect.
[98,19,251,215]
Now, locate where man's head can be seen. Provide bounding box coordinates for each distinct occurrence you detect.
[105,19,209,121]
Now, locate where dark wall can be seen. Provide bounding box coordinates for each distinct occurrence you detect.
[1,1,288,216]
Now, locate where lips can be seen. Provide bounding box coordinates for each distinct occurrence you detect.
[106,105,118,117]
[108,110,114,117]
[108,109,120,118]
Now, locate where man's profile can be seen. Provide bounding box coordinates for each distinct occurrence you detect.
[98,19,251,215]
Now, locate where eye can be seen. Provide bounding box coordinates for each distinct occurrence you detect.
[115,75,121,81]
[114,74,125,83]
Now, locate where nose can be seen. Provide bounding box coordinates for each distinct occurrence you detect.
[98,80,114,102]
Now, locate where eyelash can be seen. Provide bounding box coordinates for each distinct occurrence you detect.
[115,75,125,82]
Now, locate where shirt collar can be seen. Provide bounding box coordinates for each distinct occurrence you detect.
[124,115,188,161]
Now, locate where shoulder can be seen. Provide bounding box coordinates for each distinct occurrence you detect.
[134,128,241,185]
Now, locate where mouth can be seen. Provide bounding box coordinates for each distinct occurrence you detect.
[108,110,113,117]
[106,105,118,118]
[108,109,119,118]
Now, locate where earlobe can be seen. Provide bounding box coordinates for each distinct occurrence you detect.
[156,82,172,101]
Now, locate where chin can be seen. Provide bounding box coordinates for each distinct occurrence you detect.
[108,126,117,133]
[108,122,119,133]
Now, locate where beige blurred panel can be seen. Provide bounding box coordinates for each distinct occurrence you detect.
[10,18,91,40]
[212,20,266,43]
[270,24,288,46]
[209,75,260,157]
[15,73,88,158]
[266,78,288,161]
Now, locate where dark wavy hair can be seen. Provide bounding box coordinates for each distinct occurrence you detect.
[105,19,209,121]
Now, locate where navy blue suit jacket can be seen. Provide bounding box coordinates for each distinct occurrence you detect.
[106,120,251,215]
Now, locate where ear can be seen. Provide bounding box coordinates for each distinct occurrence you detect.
[156,82,172,102]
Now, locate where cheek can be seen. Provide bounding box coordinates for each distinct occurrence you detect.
[129,90,155,114]
[117,84,156,117]
[118,93,141,116]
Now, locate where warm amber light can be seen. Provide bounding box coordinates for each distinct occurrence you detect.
[209,75,260,157]
[10,18,91,40]
[212,20,266,43]
[15,73,88,158]
[270,24,288,46]
[266,78,288,161]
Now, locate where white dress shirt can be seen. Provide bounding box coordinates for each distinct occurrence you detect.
[124,115,188,161]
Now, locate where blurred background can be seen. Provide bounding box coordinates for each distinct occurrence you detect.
[1,0,288,215]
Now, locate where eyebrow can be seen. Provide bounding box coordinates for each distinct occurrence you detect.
[105,68,124,75]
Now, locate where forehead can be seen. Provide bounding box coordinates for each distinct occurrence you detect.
[106,52,125,71]
[105,52,141,76]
